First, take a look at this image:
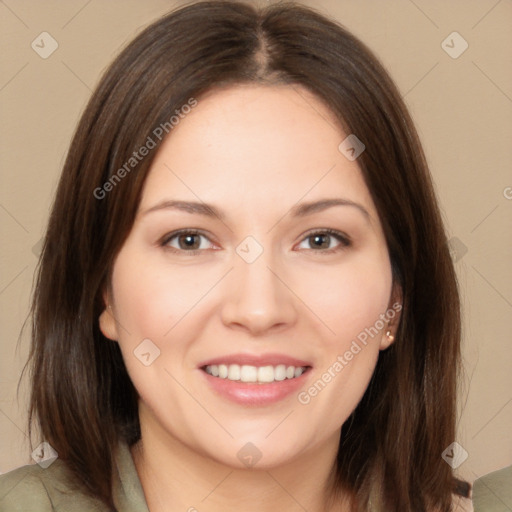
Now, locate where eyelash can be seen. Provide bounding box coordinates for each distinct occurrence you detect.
[298,228,351,254]
[160,228,351,256]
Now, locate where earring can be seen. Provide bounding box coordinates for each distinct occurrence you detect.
[386,330,394,342]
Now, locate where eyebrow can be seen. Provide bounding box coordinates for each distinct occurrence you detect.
[290,198,370,220]
[142,200,225,219]
[141,198,370,221]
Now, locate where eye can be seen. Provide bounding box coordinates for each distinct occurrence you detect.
[161,230,216,253]
[296,229,351,253]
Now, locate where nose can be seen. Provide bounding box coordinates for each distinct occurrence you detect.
[220,252,298,336]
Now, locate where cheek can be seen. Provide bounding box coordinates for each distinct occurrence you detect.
[293,251,392,429]
[111,249,211,342]
[109,246,223,399]
[108,251,198,405]
[300,253,393,347]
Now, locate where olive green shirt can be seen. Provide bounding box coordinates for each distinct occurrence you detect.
[0,443,149,512]
[472,465,512,512]
[1,443,477,511]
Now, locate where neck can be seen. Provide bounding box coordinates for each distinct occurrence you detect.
[131,409,350,512]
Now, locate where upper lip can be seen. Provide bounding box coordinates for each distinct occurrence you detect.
[198,353,312,368]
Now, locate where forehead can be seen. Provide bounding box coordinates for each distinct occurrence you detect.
[138,84,376,221]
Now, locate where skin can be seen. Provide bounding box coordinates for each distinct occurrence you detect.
[100,84,401,512]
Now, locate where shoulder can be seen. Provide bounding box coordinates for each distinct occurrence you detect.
[472,465,512,511]
[0,460,107,512]
[0,463,54,512]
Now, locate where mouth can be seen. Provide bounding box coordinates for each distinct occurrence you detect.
[202,363,311,384]
[198,354,313,406]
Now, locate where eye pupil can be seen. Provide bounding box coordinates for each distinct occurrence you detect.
[179,234,200,249]
[311,234,330,249]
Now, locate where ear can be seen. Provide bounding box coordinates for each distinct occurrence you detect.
[379,282,403,351]
[98,291,119,341]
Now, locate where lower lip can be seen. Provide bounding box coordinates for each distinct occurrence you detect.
[200,368,311,406]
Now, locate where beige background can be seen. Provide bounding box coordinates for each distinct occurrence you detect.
[1,0,511,486]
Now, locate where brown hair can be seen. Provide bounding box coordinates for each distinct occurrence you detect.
[25,1,464,510]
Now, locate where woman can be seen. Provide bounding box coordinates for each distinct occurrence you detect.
[0,1,472,510]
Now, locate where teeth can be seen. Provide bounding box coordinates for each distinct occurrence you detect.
[240,365,258,382]
[204,364,307,383]
[227,364,240,380]
[218,364,228,378]
[258,366,274,383]
[274,364,286,381]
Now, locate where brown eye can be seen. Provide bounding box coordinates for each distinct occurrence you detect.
[162,230,213,252]
[296,229,351,253]
[308,233,331,249]
[177,233,201,250]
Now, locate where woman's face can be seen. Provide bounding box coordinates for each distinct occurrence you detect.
[100,84,400,469]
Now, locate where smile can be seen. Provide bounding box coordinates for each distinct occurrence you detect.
[203,364,308,384]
